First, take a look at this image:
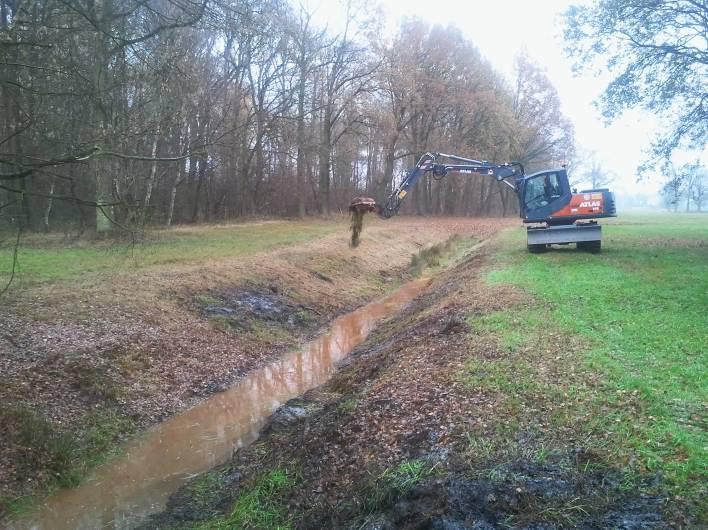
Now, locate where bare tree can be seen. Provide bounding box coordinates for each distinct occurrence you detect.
[1,6,577,236]
[660,161,697,212]
[290,6,329,217]
[316,4,377,214]
[576,151,614,190]
[565,0,707,169]
[512,52,575,171]
[690,169,707,212]
[682,161,705,212]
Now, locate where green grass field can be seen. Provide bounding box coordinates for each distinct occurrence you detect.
[481,213,707,510]
[0,221,340,285]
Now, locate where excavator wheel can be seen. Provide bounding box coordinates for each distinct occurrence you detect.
[527,244,547,253]
[577,240,601,253]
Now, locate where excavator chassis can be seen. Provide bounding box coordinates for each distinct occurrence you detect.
[526,222,602,253]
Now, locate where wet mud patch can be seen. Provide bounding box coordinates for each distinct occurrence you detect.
[196,286,319,338]
[355,460,667,530]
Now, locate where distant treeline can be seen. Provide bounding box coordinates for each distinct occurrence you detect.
[0,0,574,233]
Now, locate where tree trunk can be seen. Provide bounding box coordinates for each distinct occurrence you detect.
[500,186,510,216]
[296,66,307,218]
[43,178,56,232]
[377,132,398,200]
[478,177,489,216]
[141,129,160,226]
[166,160,183,227]
[318,107,332,215]
[685,181,692,212]
[94,0,115,233]
[191,159,205,223]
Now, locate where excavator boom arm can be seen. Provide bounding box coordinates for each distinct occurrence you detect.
[379,152,523,218]
[364,151,616,254]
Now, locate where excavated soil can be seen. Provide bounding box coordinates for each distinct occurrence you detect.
[145,241,675,530]
[349,210,366,247]
[0,217,511,508]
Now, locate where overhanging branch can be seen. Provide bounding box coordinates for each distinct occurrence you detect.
[0,146,207,181]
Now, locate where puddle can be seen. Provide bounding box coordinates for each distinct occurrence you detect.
[13,278,430,530]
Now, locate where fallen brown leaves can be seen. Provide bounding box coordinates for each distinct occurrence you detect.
[149,229,678,530]
[184,243,531,527]
[0,217,515,502]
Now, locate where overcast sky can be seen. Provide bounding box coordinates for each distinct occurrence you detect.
[305,0,694,203]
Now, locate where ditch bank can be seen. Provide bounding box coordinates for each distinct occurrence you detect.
[144,238,677,530]
[0,217,509,523]
[12,277,433,529]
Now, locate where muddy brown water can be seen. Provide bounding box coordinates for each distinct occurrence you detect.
[13,278,430,530]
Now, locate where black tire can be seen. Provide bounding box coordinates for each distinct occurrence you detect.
[578,240,601,253]
[527,244,546,253]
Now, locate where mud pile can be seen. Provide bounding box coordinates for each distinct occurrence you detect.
[355,462,667,529]
[200,287,313,331]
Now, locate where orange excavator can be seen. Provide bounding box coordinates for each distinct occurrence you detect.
[351,152,616,253]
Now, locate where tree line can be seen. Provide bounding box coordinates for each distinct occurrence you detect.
[1,0,574,234]
[661,162,707,212]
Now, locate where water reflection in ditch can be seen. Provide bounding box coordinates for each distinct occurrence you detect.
[15,277,430,530]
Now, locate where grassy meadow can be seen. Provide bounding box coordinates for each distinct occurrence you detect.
[0,220,341,286]
[474,213,707,512]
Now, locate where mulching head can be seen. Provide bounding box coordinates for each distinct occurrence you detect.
[348,197,378,248]
[348,197,377,214]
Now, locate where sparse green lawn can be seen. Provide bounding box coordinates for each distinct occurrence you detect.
[0,407,136,518]
[0,220,341,285]
[193,468,297,530]
[475,213,707,513]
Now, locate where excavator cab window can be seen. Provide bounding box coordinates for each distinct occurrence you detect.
[524,172,562,211]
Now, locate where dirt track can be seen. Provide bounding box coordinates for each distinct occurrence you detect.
[0,217,514,507]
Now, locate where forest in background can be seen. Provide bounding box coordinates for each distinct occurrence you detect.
[0,0,574,233]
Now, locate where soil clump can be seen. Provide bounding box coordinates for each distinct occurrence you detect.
[350,210,365,247]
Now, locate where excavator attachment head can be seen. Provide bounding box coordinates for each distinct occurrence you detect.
[348,197,377,248]
[348,197,377,214]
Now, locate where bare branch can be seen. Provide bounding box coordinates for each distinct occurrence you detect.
[0,147,207,181]
[0,183,123,207]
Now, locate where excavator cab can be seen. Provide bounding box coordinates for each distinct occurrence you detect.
[517,168,616,252]
[518,169,572,224]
